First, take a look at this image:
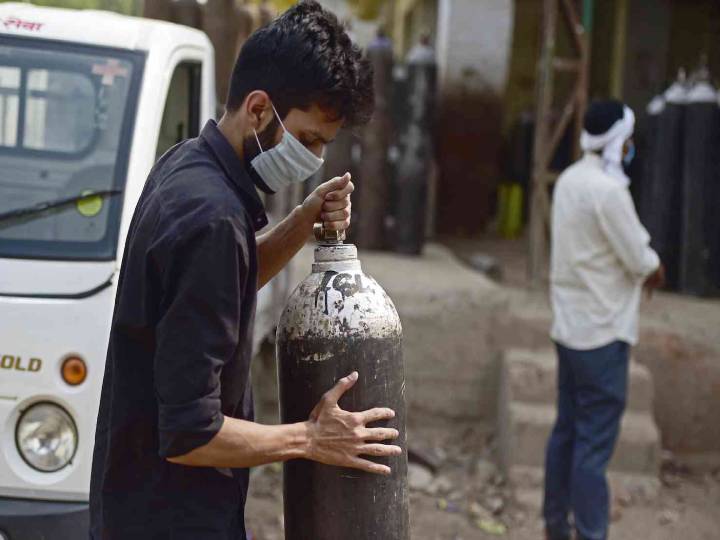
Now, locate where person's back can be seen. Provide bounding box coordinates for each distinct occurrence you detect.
[91,129,261,538]
[544,100,662,540]
[551,153,653,350]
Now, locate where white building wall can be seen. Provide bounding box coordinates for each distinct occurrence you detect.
[317,0,378,49]
[436,0,514,94]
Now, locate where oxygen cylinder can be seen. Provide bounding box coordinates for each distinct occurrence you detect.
[392,62,437,255]
[649,72,689,290]
[637,93,665,228]
[276,226,409,540]
[679,76,720,296]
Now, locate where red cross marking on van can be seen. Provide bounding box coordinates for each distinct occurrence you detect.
[92,59,129,86]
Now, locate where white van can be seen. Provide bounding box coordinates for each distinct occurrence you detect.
[0,4,287,537]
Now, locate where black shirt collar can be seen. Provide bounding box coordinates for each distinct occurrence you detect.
[200,120,268,231]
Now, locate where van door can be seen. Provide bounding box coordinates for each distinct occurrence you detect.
[155,61,201,159]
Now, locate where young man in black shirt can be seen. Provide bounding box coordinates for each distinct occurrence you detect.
[90,2,399,538]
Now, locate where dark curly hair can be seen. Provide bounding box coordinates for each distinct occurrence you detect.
[226,0,374,128]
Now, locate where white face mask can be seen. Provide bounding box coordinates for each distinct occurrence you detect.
[250,103,324,193]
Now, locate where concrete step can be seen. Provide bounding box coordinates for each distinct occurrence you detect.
[498,402,660,476]
[501,348,654,414]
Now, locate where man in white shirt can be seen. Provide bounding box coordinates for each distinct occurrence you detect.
[544,100,665,540]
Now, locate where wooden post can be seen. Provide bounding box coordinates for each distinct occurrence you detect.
[527,0,591,287]
[528,0,557,287]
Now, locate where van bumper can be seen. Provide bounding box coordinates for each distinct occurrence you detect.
[0,497,88,540]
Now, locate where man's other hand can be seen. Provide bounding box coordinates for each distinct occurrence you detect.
[304,371,401,475]
[644,263,666,299]
[301,172,354,232]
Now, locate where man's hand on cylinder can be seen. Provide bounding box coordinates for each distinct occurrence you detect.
[304,371,401,476]
[301,172,353,232]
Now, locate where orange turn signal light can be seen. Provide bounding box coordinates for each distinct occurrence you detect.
[61,356,87,386]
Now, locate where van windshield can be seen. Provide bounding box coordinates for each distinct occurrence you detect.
[0,37,143,260]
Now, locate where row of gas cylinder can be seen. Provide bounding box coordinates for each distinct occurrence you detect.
[317,52,437,256]
[634,66,720,297]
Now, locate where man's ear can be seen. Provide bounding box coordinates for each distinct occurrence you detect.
[245,91,273,132]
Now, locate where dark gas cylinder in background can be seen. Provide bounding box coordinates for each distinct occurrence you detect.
[391,62,436,255]
[636,93,665,227]
[679,77,720,296]
[276,227,409,540]
[648,74,689,290]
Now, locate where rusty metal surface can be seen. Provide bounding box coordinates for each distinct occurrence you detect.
[276,243,408,539]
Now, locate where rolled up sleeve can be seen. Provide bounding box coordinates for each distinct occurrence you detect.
[154,217,247,458]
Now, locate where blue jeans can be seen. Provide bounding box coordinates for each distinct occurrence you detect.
[543,341,629,540]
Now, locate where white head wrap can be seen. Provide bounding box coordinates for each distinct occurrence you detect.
[580,105,635,185]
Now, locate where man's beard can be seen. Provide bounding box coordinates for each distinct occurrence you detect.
[243,117,280,194]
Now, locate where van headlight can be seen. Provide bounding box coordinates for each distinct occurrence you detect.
[16,403,78,472]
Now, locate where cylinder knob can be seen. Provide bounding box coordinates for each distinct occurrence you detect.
[313,222,346,244]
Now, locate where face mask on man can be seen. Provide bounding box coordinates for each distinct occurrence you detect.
[623,140,636,167]
[251,103,324,193]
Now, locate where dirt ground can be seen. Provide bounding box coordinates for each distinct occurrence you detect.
[244,235,720,539]
[245,420,720,540]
